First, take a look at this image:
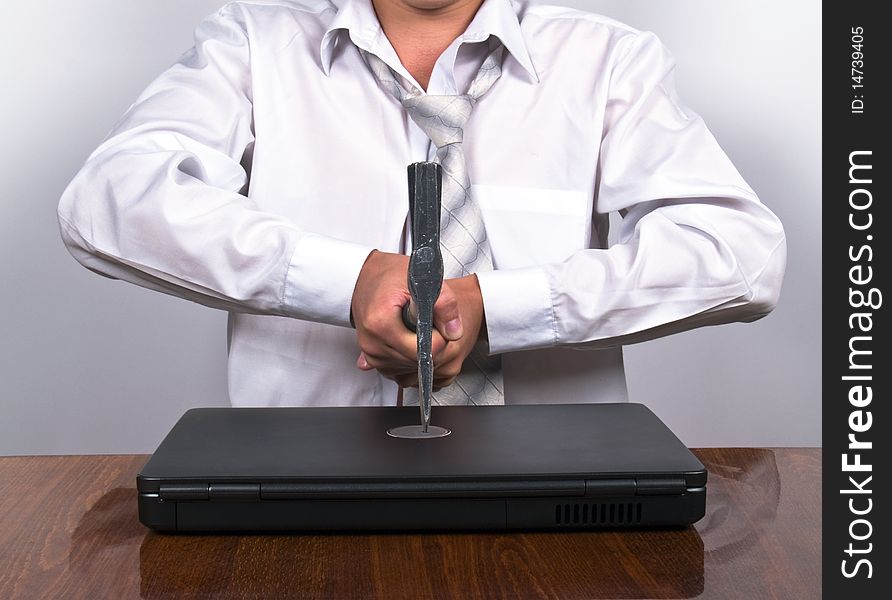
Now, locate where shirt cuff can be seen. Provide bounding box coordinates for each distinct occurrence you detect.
[476,266,556,354]
[282,233,374,327]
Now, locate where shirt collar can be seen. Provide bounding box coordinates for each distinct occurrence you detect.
[319,0,539,82]
[319,0,380,74]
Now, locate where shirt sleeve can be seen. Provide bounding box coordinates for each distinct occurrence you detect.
[56,4,373,327]
[477,30,787,354]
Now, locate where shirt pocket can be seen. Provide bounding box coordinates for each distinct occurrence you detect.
[473,185,592,269]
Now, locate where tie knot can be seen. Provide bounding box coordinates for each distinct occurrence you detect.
[360,46,504,149]
[402,94,474,148]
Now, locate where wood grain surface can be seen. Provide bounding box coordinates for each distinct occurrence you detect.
[0,449,820,599]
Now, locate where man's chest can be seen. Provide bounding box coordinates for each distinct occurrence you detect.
[242,48,610,264]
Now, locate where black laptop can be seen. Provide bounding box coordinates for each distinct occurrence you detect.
[137,403,706,532]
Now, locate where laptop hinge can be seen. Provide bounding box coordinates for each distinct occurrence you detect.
[159,483,209,501]
[635,477,688,495]
[209,483,260,501]
[261,479,585,499]
[584,479,637,496]
[159,483,262,501]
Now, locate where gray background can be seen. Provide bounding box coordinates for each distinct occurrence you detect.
[0,0,820,454]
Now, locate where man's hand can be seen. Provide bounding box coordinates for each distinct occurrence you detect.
[351,250,464,387]
[430,274,486,390]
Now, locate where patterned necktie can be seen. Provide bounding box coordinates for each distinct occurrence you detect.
[361,45,505,406]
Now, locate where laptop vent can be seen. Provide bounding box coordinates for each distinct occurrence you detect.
[554,502,642,526]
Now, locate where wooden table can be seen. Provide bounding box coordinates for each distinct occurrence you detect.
[0,449,819,599]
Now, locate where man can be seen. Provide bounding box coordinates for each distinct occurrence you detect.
[57,0,786,407]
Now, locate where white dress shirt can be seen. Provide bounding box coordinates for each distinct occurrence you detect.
[57,0,786,407]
